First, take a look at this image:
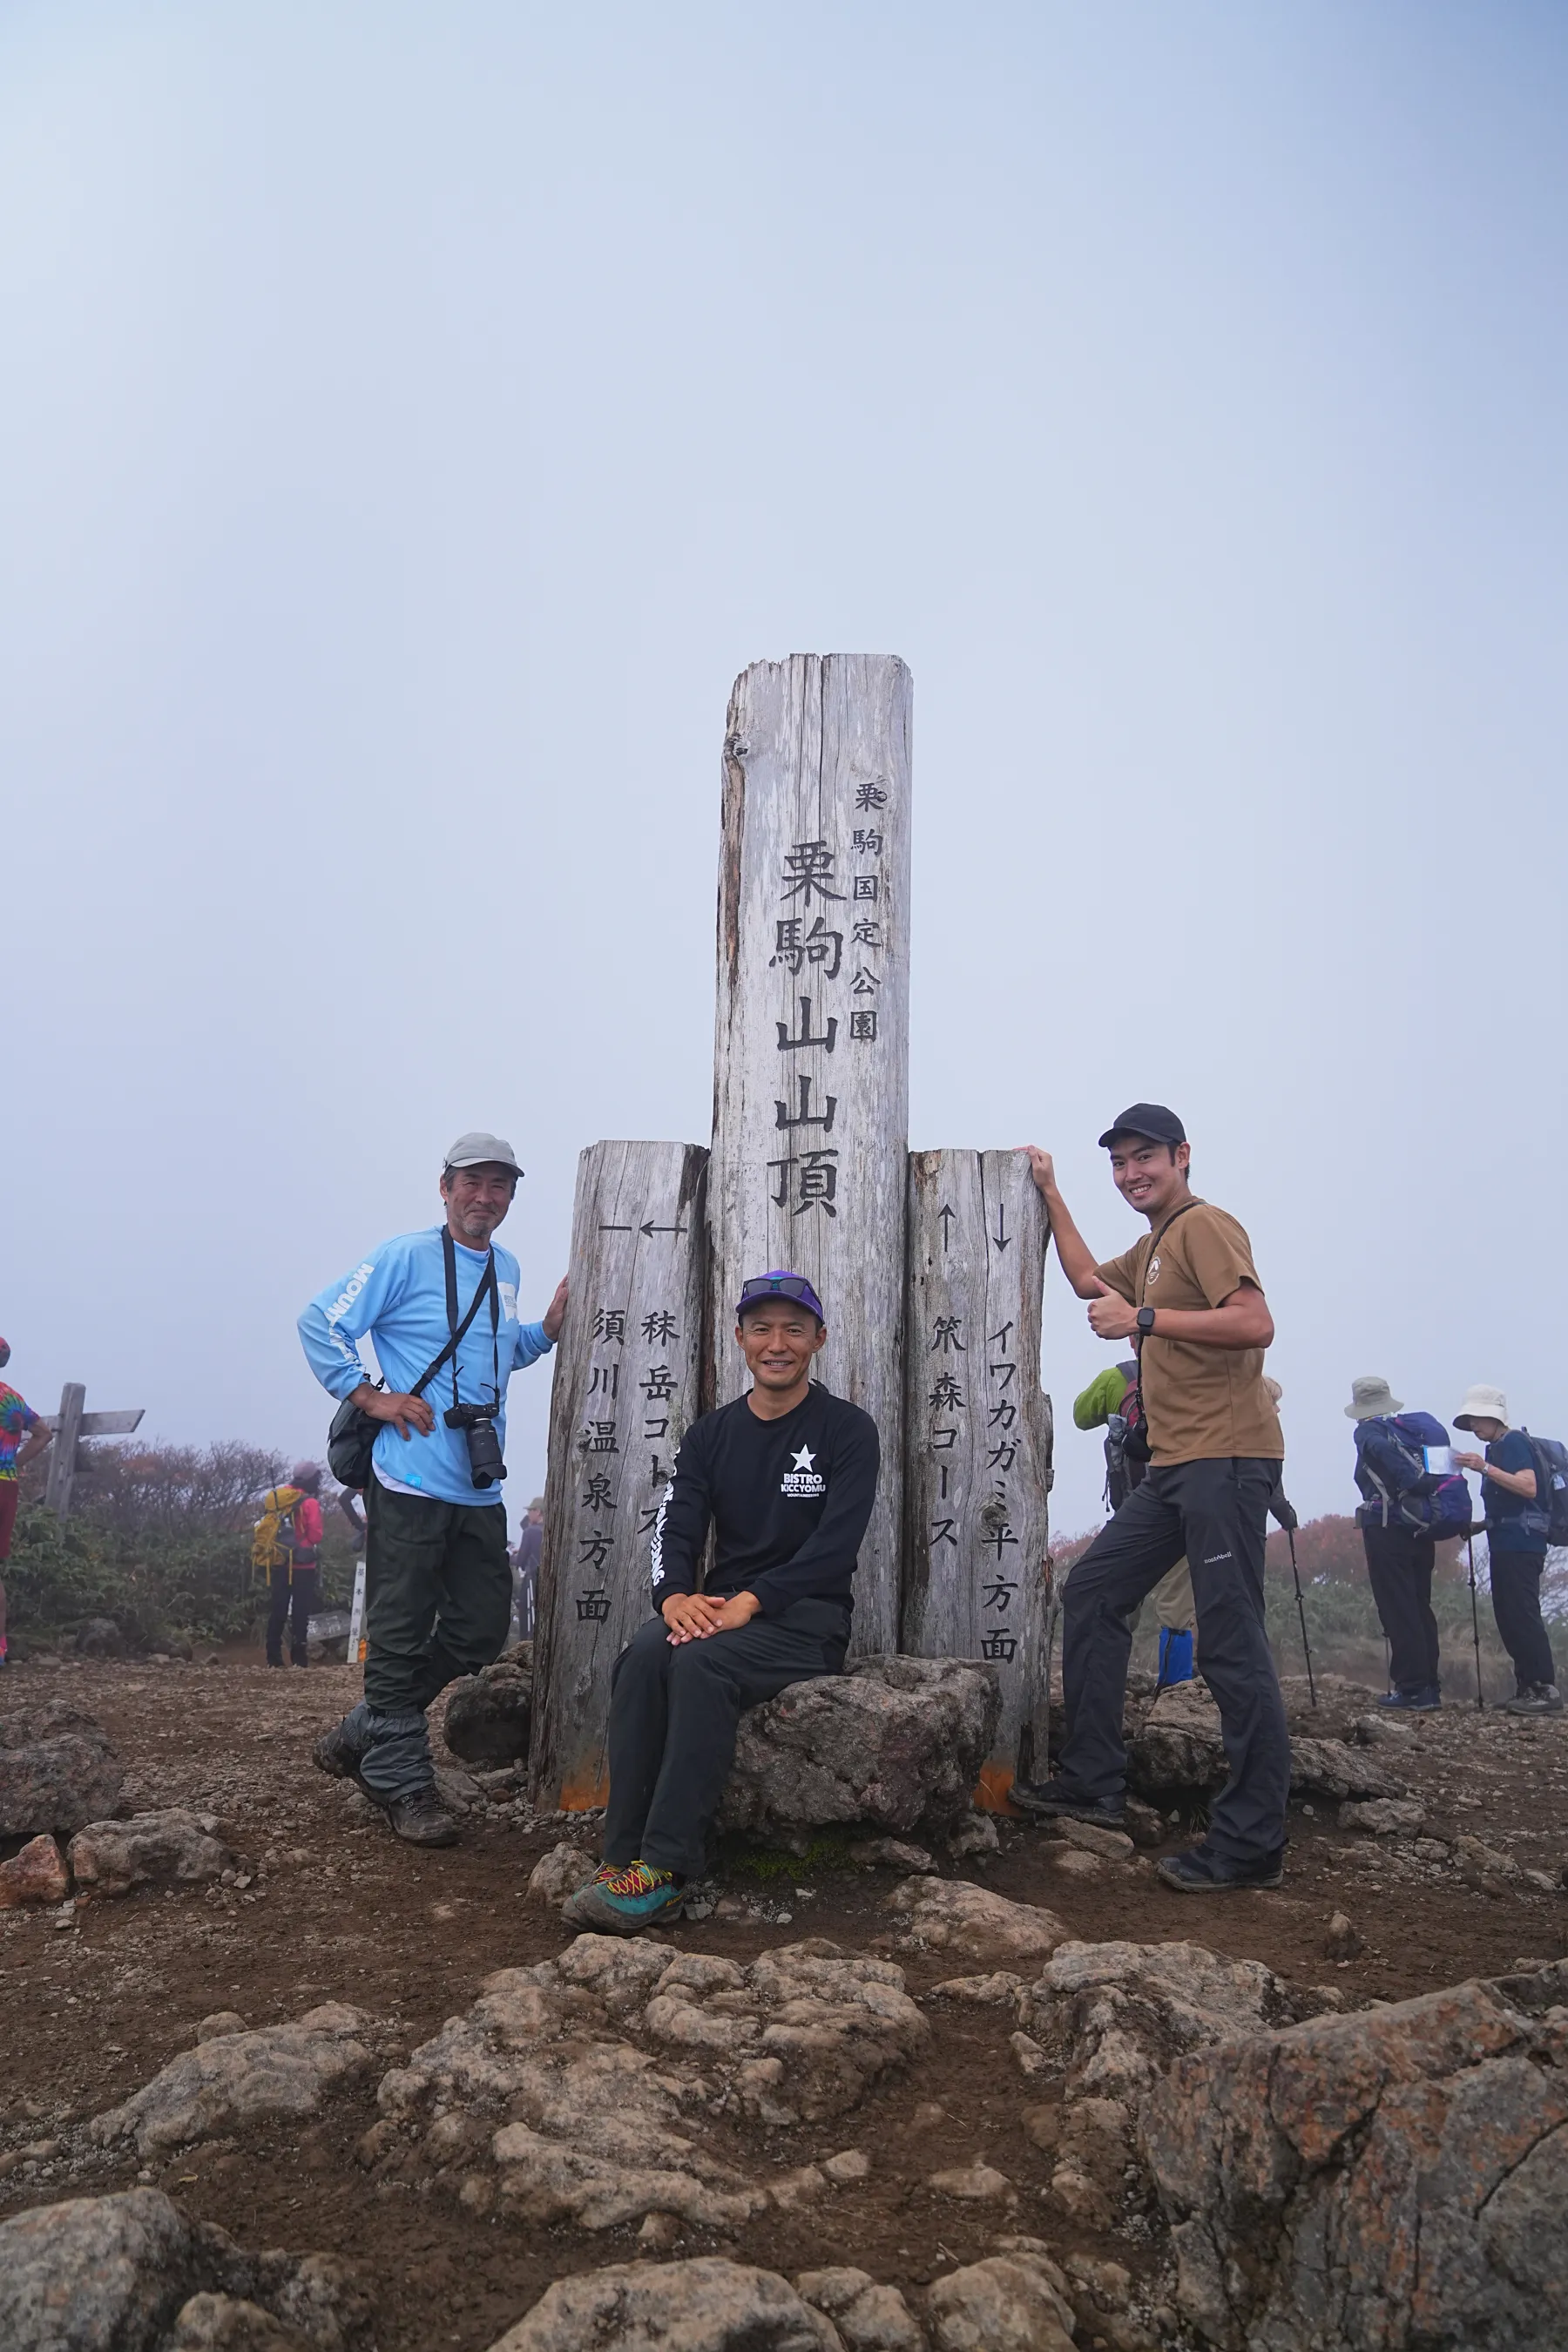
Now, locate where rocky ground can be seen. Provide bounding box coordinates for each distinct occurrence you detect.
[3,1652,1566,2350]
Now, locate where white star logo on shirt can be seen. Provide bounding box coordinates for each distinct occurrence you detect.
[789,1445,816,1473]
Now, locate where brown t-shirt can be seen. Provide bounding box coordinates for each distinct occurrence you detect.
[1097,1200,1282,1467]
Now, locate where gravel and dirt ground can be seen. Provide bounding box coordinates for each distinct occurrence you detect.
[3,1651,1566,2350]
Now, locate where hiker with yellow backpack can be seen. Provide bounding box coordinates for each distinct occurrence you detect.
[253,1463,325,1668]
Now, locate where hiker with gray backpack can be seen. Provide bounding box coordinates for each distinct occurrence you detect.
[1345,1375,1472,1713]
[1452,1383,1568,1718]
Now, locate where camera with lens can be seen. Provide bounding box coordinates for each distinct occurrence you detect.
[444,1401,507,1489]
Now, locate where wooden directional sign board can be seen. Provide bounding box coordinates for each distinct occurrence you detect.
[903,1151,1054,1805]
[43,1385,145,1519]
[530,1140,708,1812]
[707,653,913,1658]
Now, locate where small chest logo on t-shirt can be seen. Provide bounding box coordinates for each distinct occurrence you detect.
[781,1443,827,1499]
[1146,1256,1161,1285]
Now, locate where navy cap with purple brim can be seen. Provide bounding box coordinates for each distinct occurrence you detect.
[736,1270,826,1323]
[1098,1102,1186,1150]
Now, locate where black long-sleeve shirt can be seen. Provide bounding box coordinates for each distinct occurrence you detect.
[649,1383,880,1621]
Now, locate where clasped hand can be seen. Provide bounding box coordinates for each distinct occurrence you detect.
[661,1590,761,1644]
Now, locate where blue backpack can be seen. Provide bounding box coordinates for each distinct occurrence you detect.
[1520,1430,1568,1548]
[1355,1411,1472,1535]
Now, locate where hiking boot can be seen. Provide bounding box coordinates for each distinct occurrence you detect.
[312,1720,368,1783]
[1378,1686,1441,1712]
[560,1859,684,1935]
[1010,1780,1125,1829]
[1503,1684,1565,1717]
[385,1788,460,1847]
[1157,1844,1283,1894]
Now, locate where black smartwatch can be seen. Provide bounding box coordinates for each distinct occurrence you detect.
[1136,1306,1157,1336]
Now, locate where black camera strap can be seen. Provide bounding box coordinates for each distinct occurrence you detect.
[439,1227,500,1411]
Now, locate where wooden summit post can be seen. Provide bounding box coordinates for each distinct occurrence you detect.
[707,654,913,1659]
[530,1142,707,1811]
[904,1152,1053,1806]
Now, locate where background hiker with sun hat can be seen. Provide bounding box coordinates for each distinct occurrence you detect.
[1344,1374,1469,1713]
[1452,1382,1564,1716]
[564,1269,880,1935]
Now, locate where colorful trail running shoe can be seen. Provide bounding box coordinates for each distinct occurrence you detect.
[561,1858,684,1935]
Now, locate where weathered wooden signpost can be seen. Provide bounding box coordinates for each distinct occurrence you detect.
[531,1142,708,1810]
[529,655,1054,1815]
[43,1385,145,1520]
[904,1152,1053,1804]
[708,654,912,1658]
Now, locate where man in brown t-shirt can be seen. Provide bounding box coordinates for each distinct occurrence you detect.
[1016,1103,1291,1892]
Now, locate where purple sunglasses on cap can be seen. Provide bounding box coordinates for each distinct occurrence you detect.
[735,1272,826,1322]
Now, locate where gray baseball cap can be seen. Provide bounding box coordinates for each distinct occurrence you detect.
[443,1131,524,1178]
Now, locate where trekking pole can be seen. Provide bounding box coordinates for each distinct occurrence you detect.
[1271,1490,1316,1707]
[1467,1527,1485,1710]
[1287,1527,1316,1709]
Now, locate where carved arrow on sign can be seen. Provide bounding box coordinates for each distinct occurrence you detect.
[992,1202,1011,1252]
[639,1221,689,1239]
[937,1204,956,1253]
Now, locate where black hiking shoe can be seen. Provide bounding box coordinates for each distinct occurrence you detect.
[1010,1780,1125,1828]
[1157,1844,1283,1894]
[313,1720,368,1783]
[386,1788,460,1847]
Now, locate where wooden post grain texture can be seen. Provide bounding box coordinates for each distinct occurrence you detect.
[903,1151,1054,1805]
[708,655,912,1658]
[44,1382,86,1520]
[530,1140,708,1812]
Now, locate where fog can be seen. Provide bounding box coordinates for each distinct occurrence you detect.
[3,3,1565,1544]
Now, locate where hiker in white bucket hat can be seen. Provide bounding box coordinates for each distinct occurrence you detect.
[1452,1387,1561,1716]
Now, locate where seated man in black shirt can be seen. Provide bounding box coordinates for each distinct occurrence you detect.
[563,1271,880,1935]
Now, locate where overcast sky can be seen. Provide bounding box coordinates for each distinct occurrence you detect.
[3,3,1565,1545]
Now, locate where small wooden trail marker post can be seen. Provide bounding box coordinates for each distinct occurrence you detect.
[904,1151,1053,1806]
[531,655,1054,1815]
[42,1385,145,1519]
[530,1141,708,1811]
[708,653,913,1657]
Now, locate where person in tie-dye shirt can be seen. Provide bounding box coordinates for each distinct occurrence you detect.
[0,1339,56,1665]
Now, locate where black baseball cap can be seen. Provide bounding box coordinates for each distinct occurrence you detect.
[1098,1103,1186,1150]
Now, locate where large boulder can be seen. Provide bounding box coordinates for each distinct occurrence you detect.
[0,1700,123,1836]
[371,1935,928,2233]
[483,2259,840,2351]
[882,1879,1071,1973]
[90,2004,381,2158]
[1028,1937,1299,2103]
[926,2250,1077,2350]
[1141,1961,1568,2350]
[442,1655,533,1767]
[794,2268,924,2351]
[0,2188,371,2352]
[1125,1685,1408,1802]
[1023,1938,1304,2235]
[69,1809,237,1897]
[0,1833,70,1908]
[1125,1681,1227,1793]
[718,1657,1000,1841]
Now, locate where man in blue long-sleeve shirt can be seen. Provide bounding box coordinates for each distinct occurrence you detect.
[564,1270,880,1933]
[299,1132,567,1844]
